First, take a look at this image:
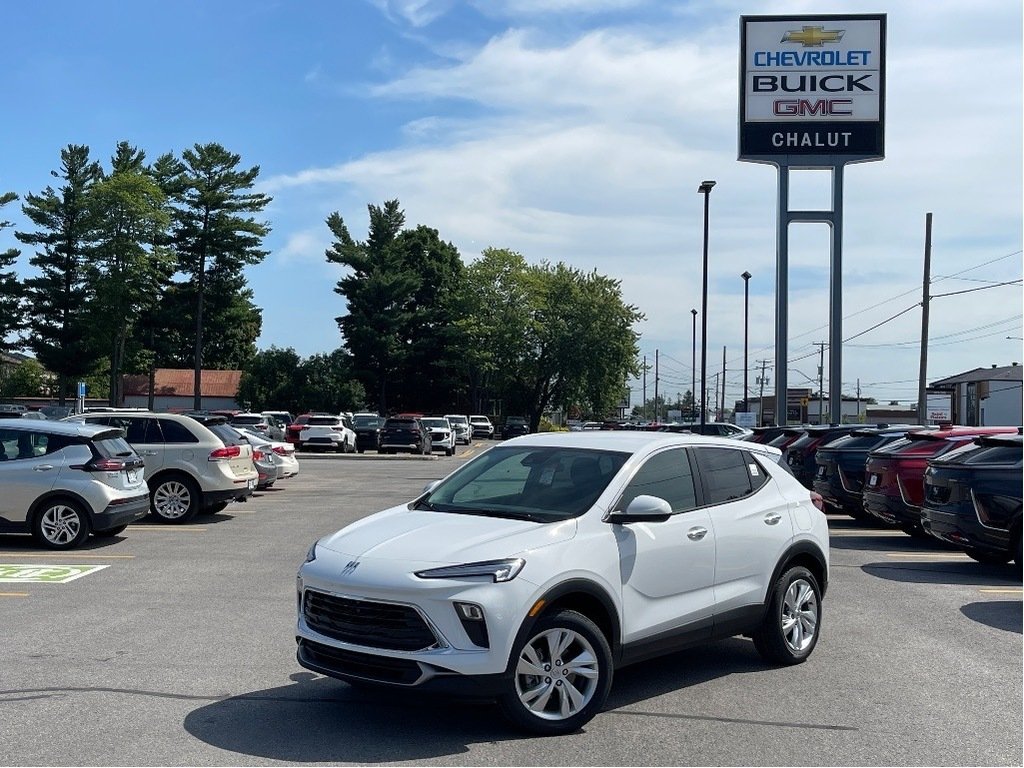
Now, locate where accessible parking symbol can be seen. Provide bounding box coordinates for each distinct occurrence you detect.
[0,564,110,583]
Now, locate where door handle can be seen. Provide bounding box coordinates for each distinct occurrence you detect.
[764,512,783,525]
[33,464,54,472]
[687,526,708,541]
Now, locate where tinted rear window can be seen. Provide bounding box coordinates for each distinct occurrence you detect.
[93,435,136,458]
[352,415,384,428]
[694,447,756,504]
[159,419,200,444]
[232,415,263,425]
[945,445,1023,466]
[308,417,340,426]
[384,419,417,428]
[206,424,245,446]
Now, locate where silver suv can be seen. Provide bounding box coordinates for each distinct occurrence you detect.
[0,420,149,549]
[65,412,258,523]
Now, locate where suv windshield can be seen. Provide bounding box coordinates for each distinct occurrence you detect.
[421,418,448,428]
[416,446,629,523]
[231,415,264,425]
[352,415,384,428]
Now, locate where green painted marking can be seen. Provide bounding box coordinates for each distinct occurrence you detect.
[0,564,110,583]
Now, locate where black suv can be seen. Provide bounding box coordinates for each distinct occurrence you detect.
[812,426,920,517]
[379,417,432,455]
[921,433,1022,567]
[351,413,385,453]
[501,416,530,440]
[784,425,865,488]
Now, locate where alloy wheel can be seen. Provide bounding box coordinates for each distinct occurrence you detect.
[781,578,819,653]
[39,504,84,546]
[514,628,600,721]
[153,480,192,520]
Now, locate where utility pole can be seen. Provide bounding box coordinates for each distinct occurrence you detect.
[757,359,770,426]
[654,349,660,423]
[721,346,727,422]
[856,378,861,424]
[712,372,720,421]
[815,341,827,424]
[917,212,933,425]
[642,355,647,421]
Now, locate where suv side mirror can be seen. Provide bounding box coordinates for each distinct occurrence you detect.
[605,495,672,524]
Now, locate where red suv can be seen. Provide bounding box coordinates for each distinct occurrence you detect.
[862,426,1019,536]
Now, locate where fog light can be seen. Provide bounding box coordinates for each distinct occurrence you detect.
[455,602,484,621]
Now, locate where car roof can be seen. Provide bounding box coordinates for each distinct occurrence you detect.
[4,418,121,439]
[506,431,782,456]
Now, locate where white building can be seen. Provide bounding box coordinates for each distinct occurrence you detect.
[929,364,1022,426]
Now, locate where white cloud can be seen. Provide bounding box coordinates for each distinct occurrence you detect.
[268,0,1022,402]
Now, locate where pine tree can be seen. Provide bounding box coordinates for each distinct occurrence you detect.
[16,145,103,404]
[0,191,25,362]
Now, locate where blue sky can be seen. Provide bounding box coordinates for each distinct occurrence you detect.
[1,0,1021,408]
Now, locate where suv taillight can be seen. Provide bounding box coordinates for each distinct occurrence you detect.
[272,446,289,456]
[209,445,241,461]
[85,457,130,472]
[253,449,264,461]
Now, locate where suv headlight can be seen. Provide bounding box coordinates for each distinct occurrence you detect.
[415,558,525,583]
[304,541,319,564]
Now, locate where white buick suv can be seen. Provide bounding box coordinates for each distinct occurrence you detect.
[296,432,829,734]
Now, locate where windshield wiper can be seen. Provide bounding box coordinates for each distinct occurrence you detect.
[438,506,548,523]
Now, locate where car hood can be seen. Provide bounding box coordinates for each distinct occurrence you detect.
[317,506,577,565]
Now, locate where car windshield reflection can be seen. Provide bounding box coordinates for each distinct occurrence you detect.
[418,446,629,522]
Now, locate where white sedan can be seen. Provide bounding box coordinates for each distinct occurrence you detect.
[235,427,300,478]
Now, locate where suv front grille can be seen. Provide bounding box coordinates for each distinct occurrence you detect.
[304,590,439,651]
[299,639,424,684]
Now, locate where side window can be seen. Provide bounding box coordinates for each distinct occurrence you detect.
[617,448,697,514]
[44,434,75,456]
[744,451,771,490]
[159,419,199,444]
[117,417,159,444]
[694,447,754,504]
[1,430,48,460]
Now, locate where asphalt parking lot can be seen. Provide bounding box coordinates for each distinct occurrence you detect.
[1,443,1021,766]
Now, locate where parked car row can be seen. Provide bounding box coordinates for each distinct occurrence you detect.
[0,409,304,550]
[744,422,1022,568]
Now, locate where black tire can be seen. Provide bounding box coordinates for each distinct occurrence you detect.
[899,522,929,539]
[965,548,1012,565]
[753,566,822,665]
[149,474,201,523]
[31,498,91,550]
[1014,527,1023,570]
[498,609,613,735]
[201,501,229,515]
[92,524,128,538]
[446,447,454,456]
[357,448,364,454]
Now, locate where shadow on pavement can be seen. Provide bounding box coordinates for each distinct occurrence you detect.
[960,600,1023,634]
[183,640,776,761]
[861,560,1022,586]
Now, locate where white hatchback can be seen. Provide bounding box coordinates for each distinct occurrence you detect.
[296,432,829,734]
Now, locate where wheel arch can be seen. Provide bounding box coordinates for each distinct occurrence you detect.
[522,579,622,662]
[29,491,94,525]
[766,540,829,602]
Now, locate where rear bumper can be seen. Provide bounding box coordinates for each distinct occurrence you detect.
[94,494,150,530]
[922,506,1012,554]
[862,491,919,526]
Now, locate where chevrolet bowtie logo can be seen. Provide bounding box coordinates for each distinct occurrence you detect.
[781,26,844,47]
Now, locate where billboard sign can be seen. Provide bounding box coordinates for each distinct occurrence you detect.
[739,14,886,161]
[926,391,954,424]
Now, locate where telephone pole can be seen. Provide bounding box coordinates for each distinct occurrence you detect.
[815,342,827,424]
[642,355,647,421]
[917,212,933,425]
[721,346,727,421]
[654,349,660,423]
[757,359,770,426]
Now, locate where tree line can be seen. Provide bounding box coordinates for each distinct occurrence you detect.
[2,149,643,426]
[0,141,269,405]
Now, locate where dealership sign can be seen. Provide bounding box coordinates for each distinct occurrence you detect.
[739,14,886,160]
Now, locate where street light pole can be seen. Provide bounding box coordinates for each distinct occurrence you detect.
[741,271,751,417]
[698,180,716,432]
[690,308,697,421]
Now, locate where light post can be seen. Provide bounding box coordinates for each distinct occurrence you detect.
[741,271,751,417]
[690,308,697,421]
[698,180,716,432]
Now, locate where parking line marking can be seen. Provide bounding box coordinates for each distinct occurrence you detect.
[127,526,208,532]
[0,592,29,597]
[0,553,134,559]
[884,552,971,559]
[828,530,902,537]
[979,588,1023,594]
